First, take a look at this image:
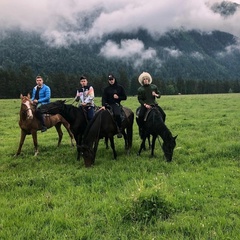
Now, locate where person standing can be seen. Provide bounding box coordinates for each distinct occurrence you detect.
[137,71,166,137]
[75,75,95,121]
[101,74,127,138]
[31,75,51,132]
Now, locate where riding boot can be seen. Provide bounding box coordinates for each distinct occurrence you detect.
[40,113,47,132]
[116,116,122,138]
[138,117,144,138]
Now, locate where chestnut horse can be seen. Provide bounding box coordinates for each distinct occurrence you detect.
[15,94,74,156]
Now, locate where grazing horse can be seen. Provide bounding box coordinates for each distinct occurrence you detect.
[41,100,88,146]
[16,94,74,156]
[78,107,134,167]
[136,106,177,161]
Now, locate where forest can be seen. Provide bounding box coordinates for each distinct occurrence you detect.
[0,29,240,98]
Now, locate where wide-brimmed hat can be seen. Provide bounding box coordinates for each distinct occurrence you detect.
[138,72,152,85]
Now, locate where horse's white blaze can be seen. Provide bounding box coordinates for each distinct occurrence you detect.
[24,100,33,119]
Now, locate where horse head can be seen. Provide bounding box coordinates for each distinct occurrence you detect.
[77,144,95,167]
[162,135,177,162]
[20,94,34,120]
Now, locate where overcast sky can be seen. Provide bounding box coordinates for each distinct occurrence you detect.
[1,0,240,64]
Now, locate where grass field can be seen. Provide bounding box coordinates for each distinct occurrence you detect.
[0,94,240,239]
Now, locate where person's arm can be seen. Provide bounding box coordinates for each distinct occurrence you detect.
[84,86,94,104]
[31,87,36,101]
[38,86,51,103]
[137,88,145,105]
[118,86,127,101]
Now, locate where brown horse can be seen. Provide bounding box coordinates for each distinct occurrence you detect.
[15,94,74,156]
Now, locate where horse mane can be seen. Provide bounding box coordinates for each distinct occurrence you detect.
[148,107,172,138]
[83,109,103,141]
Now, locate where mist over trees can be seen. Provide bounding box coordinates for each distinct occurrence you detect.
[0,29,240,98]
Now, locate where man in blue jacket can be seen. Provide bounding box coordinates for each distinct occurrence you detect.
[31,75,51,132]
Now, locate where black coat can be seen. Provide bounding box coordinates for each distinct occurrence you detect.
[102,81,127,106]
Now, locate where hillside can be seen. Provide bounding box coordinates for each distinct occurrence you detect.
[0,29,240,97]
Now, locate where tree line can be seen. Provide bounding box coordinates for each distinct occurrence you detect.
[0,65,239,99]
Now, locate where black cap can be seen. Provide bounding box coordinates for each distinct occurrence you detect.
[108,74,115,80]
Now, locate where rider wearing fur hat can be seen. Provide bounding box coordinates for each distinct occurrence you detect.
[137,72,166,137]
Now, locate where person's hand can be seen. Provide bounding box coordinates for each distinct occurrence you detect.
[152,91,159,97]
[81,102,87,106]
[33,99,38,104]
[113,94,119,99]
[100,106,105,110]
[144,103,151,109]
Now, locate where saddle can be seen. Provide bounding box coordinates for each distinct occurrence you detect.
[106,105,126,122]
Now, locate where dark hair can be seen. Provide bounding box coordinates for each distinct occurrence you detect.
[80,75,87,80]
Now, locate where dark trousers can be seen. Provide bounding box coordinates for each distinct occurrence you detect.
[81,106,95,121]
[110,103,122,129]
[35,108,45,126]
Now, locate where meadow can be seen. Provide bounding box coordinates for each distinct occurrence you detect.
[0,94,239,240]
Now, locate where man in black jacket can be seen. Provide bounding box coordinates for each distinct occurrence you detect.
[101,74,127,138]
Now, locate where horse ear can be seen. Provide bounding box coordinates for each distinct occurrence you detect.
[174,135,178,139]
[20,94,23,99]
[27,93,31,99]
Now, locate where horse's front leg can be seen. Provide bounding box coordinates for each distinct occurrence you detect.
[138,136,147,156]
[31,130,38,156]
[15,129,27,156]
[54,123,63,147]
[109,137,117,159]
[151,136,157,157]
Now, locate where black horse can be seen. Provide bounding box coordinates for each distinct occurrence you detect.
[41,100,88,146]
[78,107,134,167]
[136,106,177,161]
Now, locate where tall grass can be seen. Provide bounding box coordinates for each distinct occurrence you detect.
[0,94,239,239]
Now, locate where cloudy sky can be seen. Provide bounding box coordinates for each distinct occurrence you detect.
[1,0,240,64]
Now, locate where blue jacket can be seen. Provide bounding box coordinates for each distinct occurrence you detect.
[31,84,51,105]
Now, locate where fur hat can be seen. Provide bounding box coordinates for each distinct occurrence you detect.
[138,72,152,85]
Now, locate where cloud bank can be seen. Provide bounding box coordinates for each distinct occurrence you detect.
[1,0,240,65]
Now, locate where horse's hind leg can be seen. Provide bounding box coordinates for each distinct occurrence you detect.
[15,130,27,156]
[55,123,63,147]
[61,119,75,147]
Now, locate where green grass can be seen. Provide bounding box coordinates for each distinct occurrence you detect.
[0,94,240,239]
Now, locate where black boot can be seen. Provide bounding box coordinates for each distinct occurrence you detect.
[40,113,47,132]
[116,115,122,138]
[137,117,144,138]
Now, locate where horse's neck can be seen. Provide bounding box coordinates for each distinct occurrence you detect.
[157,121,172,141]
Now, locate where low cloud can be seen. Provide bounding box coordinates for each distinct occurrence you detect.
[99,39,161,68]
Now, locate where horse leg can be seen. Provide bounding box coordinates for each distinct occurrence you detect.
[151,136,157,157]
[54,123,63,147]
[105,137,109,149]
[109,137,117,159]
[60,119,75,147]
[138,136,147,156]
[122,130,128,150]
[31,130,38,156]
[15,129,27,156]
